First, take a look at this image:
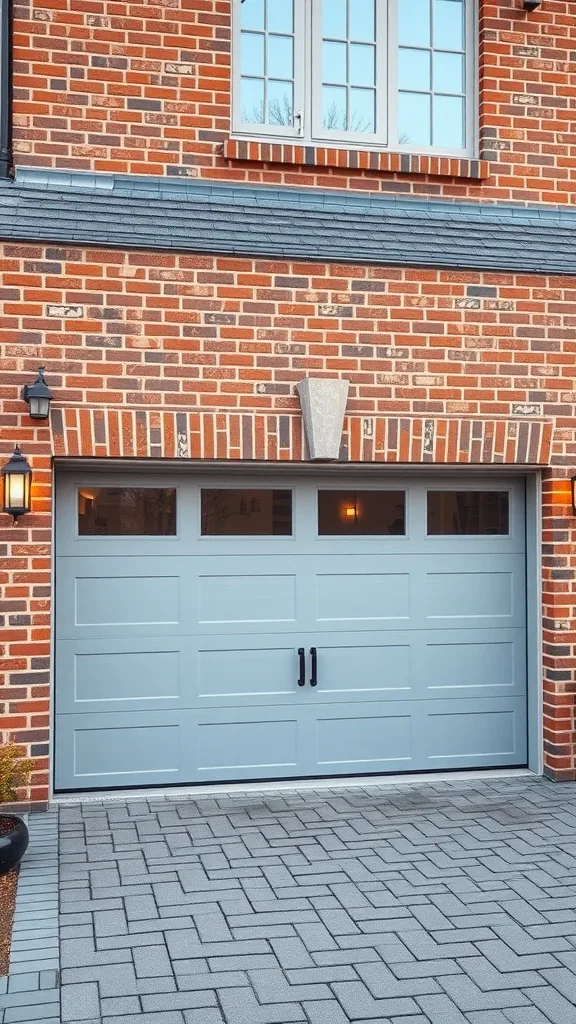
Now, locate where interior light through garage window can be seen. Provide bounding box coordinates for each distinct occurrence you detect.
[318,490,406,535]
[78,488,177,535]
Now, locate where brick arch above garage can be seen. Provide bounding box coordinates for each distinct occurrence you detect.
[50,407,554,465]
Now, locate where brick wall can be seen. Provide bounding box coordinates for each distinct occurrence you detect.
[1,244,576,801]
[12,0,576,203]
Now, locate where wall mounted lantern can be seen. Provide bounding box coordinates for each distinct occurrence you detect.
[523,0,541,10]
[572,476,576,517]
[21,366,52,420]
[2,446,33,523]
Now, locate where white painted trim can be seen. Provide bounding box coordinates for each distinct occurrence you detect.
[52,767,536,806]
[526,472,543,775]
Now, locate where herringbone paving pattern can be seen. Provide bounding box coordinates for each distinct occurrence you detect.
[58,777,576,1023]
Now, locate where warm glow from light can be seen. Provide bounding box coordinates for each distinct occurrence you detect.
[344,506,356,517]
[79,489,99,501]
[8,476,24,506]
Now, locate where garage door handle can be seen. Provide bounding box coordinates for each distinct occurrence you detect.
[310,647,318,687]
[297,648,306,687]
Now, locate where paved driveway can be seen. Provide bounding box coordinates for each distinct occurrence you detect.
[55,776,576,1021]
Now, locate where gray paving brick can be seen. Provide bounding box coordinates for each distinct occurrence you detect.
[183,1011,225,1024]
[141,992,217,1011]
[134,944,173,978]
[302,999,350,1024]
[61,981,101,1022]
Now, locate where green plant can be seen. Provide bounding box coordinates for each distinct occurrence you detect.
[0,743,34,805]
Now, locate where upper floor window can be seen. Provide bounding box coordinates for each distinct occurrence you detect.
[233,0,474,156]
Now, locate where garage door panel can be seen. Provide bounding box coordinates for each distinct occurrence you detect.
[306,637,412,700]
[197,715,299,776]
[55,711,193,790]
[198,644,299,702]
[56,558,192,638]
[315,570,410,624]
[423,630,525,698]
[423,697,527,767]
[55,639,191,714]
[316,706,413,772]
[421,555,525,627]
[198,572,297,626]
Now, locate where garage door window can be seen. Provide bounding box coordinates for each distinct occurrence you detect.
[318,490,405,535]
[427,490,509,535]
[201,488,293,535]
[78,488,177,536]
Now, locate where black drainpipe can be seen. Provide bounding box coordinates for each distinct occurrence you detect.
[0,0,12,177]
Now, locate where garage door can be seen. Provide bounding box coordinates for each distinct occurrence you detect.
[54,473,527,791]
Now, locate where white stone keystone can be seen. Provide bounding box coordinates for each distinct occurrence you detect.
[297,377,350,461]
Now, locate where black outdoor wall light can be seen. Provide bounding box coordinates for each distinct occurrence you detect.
[571,477,576,517]
[21,366,52,420]
[2,446,33,523]
[523,0,542,10]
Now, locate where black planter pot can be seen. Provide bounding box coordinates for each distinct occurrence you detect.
[0,815,29,876]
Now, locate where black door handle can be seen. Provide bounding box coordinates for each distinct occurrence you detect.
[297,648,305,687]
[310,647,317,687]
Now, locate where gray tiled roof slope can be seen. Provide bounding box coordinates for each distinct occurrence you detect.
[1,170,576,273]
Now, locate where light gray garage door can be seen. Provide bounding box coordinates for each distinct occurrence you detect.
[54,473,527,791]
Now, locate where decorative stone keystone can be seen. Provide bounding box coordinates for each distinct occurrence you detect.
[297,377,350,461]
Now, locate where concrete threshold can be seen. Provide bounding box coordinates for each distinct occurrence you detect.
[51,766,535,806]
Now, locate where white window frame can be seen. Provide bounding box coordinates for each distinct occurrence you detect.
[231,0,477,158]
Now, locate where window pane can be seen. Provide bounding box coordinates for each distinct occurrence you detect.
[427,491,509,535]
[398,91,431,146]
[267,0,293,34]
[399,48,431,91]
[323,40,347,83]
[318,491,406,536]
[78,488,176,536]
[268,79,293,124]
[434,94,464,148]
[350,43,375,86]
[323,0,347,38]
[434,50,463,92]
[267,34,293,78]
[398,0,431,47]
[323,85,347,129]
[241,76,265,122]
[241,31,265,76]
[350,0,375,41]
[350,88,375,132]
[241,0,264,30]
[434,0,464,50]
[201,489,292,536]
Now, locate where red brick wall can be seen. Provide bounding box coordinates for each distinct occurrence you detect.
[1,244,576,802]
[12,0,576,203]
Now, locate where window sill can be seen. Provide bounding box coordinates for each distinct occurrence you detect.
[224,139,489,182]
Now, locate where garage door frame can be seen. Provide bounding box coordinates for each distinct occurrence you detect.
[50,461,543,796]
